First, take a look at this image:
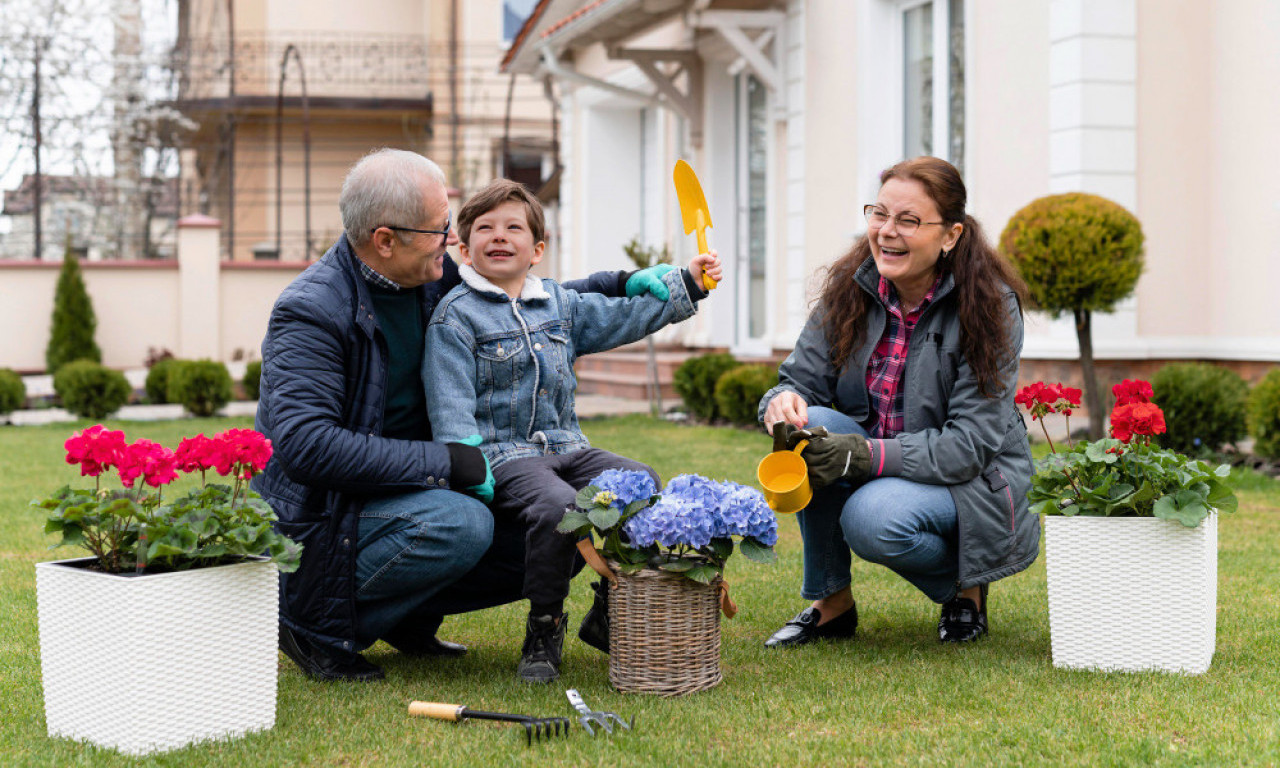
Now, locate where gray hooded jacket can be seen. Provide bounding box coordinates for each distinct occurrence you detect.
[758,258,1039,588]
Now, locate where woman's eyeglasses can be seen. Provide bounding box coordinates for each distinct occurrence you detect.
[863,205,944,237]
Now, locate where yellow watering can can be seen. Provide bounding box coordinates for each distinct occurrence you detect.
[757,440,812,514]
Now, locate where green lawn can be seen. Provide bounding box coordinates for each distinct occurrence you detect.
[2,415,1279,766]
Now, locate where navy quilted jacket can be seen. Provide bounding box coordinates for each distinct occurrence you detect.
[252,234,627,652]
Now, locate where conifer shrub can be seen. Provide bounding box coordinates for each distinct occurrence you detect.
[714,364,779,425]
[145,357,181,404]
[53,360,130,419]
[168,359,232,417]
[0,368,25,416]
[242,360,263,401]
[45,251,101,374]
[1247,368,1280,460]
[673,352,739,421]
[1151,362,1248,454]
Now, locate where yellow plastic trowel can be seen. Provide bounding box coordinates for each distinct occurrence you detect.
[673,159,718,291]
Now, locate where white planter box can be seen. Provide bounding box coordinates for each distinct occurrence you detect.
[1045,512,1217,674]
[36,557,279,755]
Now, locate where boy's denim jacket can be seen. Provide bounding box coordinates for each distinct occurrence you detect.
[424,265,697,469]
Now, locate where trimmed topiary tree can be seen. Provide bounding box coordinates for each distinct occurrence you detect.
[168,359,232,417]
[1001,193,1144,438]
[714,364,779,426]
[1248,368,1280,461]
[0,368,26,417]
[673,352,738,421]
[46,249,101,374]
[1151,362,1248,454]
[53,360,130,419]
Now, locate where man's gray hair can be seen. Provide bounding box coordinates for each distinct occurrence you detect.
[340,149,447,247]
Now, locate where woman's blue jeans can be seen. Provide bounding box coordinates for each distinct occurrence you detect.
[798,406,960,604]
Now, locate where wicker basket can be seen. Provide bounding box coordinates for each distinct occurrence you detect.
[607,563,723,696]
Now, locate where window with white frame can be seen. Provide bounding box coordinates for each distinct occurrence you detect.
[900,0,964,173]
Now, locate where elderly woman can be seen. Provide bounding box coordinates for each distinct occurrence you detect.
[760,156,1037,647]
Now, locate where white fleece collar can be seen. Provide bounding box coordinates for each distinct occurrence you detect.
[458,263,550,301]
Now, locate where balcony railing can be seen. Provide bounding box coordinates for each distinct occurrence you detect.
[175,30,431,102]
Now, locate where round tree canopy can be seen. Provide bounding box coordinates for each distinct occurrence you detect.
[999,192,1144,317]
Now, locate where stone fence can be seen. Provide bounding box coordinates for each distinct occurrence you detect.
[0,215,310,373]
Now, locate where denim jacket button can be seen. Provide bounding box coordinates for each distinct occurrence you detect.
[427,476,435,484]
[534,343,542,350]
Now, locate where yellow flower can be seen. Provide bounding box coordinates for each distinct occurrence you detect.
[592,490,617,507]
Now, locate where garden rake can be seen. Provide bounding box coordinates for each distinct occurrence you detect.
[408,701,571,746]
[565,689,634,736]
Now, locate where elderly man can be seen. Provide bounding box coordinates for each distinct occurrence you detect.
[254,149,671,681]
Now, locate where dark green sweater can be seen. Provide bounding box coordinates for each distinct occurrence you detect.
[368,284,426,441]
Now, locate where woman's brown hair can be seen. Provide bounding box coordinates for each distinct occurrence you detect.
[819,156,1028,397]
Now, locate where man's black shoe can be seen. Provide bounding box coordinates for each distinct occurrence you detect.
[764,603,858,649]
[517,612,567,684]
[382,624,468,658]
[938,584,988,643]
[578,579,610,654]
[278,624,385,682]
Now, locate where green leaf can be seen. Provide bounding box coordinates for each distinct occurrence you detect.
[657,558,695,573]
[739,537,776,564]
[623,498,651,518]
[685,564,721,584]
[709,537,734,560]
[556,510,592,534]
[1153,492,1210,528]
[587,506,621,531]
[618,562,647,576]
[575,485,601,510]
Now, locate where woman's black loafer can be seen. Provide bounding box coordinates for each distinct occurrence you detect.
[764,603,858,649]
[938,584,988,643]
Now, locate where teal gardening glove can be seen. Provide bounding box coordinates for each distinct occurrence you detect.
[799,431,872,489]
[458,434,494,503]
[625,264,677,301]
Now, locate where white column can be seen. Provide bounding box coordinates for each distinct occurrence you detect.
[176,214,222,360]
[1047,0,1140,356]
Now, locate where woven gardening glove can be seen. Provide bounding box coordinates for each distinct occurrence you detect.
[770,421,828,453]
[456,434,494,503]
[801,432,871,489]
[625,264,677,301]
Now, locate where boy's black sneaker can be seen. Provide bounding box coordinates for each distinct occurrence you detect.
[517,612,567,684]
[578,578,610,654]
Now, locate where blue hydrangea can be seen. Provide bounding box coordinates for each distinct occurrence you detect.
[716,484,778,547]
[589,469,657,509]
[624,496,717,550]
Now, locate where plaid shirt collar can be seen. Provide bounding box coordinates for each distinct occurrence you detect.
[876,273,941,316]
[358,259,409,293]
[864,273,943,438]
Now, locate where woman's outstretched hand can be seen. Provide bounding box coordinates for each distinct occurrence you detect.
[764,391,809,432]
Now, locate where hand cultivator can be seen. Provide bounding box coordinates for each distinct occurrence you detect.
[408,701,570,745]
[566,688,634,736]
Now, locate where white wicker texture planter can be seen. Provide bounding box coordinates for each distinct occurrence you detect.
[1045,512,1217,674]
[36,557,279,755]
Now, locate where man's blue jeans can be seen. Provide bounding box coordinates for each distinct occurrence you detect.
[355,488,521,649]
[798,406,960,604]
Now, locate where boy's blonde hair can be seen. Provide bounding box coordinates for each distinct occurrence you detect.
[456,179,546,246]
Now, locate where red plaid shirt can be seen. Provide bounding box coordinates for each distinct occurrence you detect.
[865,275,942,438]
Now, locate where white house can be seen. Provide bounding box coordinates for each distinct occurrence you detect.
[504,0,1280,382]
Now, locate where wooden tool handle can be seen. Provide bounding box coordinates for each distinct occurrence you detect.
[408,701,465,721]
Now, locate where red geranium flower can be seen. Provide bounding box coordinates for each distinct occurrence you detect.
[1112,379,1154,406]
[213,428,273,480]
[1110,401,1166,443]
[117,439,178,489]
[64,425,127,478]
[174,434,218,473]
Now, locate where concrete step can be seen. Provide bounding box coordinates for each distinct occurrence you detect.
[575,369,679,400]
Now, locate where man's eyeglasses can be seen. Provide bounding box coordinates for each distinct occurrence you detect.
[863,205,944,237]
[373,211,452,241]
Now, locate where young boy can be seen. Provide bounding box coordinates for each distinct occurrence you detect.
[423,179,721,683]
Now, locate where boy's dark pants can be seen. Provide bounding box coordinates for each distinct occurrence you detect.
[491,448,660,614]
